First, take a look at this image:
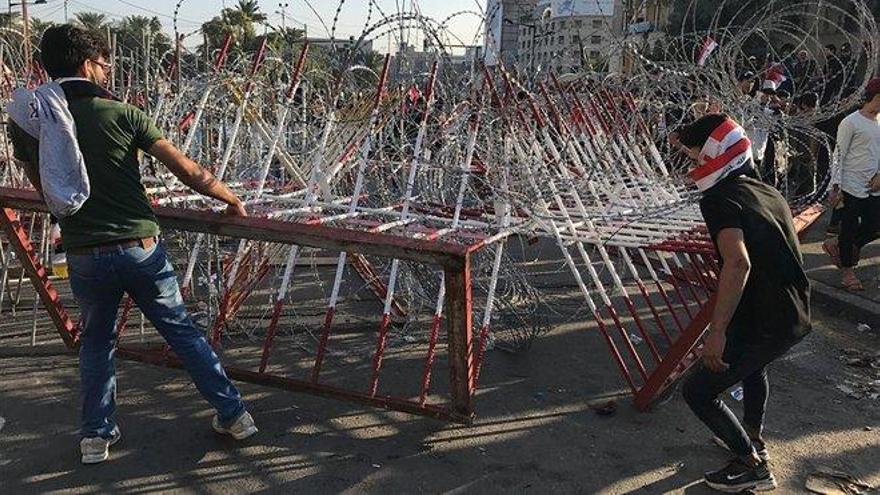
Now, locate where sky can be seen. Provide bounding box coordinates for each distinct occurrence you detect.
[22,0,487,52]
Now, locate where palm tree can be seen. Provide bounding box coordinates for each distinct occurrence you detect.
[200,0,269,55]
[29,18,56,45]
[0,12,20,30]
[113,15,172,68]
[226,0,267,42]
[74,12,108,34]
[265,26,304,55]
[234,0,268,25]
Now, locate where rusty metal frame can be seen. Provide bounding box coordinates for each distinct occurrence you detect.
[0,187,828,418]
[632,203,826,410]
[0,187,476,423]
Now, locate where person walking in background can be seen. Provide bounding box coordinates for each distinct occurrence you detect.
[7,25,258,465]
[822,44,844,105]
[788,93,822,197]
[823,78,880,291]
[792,49,816,92]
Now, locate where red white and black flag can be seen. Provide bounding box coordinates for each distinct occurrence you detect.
[696,36,718,66]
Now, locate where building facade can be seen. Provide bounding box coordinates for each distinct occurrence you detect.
[485,0,538,66]
[516,0,624,73]
[514,0,671,74]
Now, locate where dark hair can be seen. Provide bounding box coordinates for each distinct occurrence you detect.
[39,25,110,78]
[865,78,880,102]
[825,44,837,53]
[675,113,728,149]
[795,92,819,109]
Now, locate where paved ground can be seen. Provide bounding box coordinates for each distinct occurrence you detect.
[0,210,877,494]
[1,296,877,494]
[801,210,880,327]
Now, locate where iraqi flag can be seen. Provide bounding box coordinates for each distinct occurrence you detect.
[687,118,753,192]
[762,63,788,91]
[696,36,718,66]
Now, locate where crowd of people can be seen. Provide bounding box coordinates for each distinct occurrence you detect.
[676,44,880,291]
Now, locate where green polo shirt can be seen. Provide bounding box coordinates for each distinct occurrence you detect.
[9,96,164,249]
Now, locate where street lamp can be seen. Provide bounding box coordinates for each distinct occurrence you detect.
[276,2,289,31]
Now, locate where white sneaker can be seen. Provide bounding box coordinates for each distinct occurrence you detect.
[80,426,121,464]
[212,411,258,440]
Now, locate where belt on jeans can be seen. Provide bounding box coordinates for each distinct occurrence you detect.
[67,237,158,255]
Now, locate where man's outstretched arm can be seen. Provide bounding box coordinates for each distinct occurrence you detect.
[147,139,246,217]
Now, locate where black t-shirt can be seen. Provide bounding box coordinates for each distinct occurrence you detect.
[699,175,812,343]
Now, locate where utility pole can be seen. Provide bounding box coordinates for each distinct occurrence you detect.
[175,32,182,93]
[64,0,68,22]
[21,0,30,79]
[11,0,48,82]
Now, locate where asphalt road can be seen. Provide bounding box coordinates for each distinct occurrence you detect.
[1,298,877,494]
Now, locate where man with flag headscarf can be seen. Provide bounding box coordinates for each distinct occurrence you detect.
[669,114,811,493]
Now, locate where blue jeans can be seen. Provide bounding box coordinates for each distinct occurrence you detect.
[68,240,245,439]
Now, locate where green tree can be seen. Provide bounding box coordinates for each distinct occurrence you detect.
[29,18,55,42]
[113,15,171,58]
[200,0,268,53]
[0,12,19,29]
[264,26,304,57]
[74,12,108,34]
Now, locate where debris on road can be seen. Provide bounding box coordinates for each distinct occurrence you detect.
[730,386,744,401]
[591,400,617,417]
[835,381,880,400]
[840,349,880,369]
[805,465,875,494]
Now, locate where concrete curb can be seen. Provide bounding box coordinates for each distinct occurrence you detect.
[809,277,880,329]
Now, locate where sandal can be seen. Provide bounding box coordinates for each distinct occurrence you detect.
[822,239,841,268]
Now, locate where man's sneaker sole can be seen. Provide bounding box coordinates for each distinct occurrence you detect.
[212,415,258,440]
[81,430,121,464]
[81,452,109,464]
[706,475,777,493]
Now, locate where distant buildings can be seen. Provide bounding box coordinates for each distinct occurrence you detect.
[307,36,374,55]
[485,0,672,74]
[391,42,483,77]
[484,0,537,67]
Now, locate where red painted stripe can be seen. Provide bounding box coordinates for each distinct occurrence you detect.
[688,138,750,181]
[708,119,737,143]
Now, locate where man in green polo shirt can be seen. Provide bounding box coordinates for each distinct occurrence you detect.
[9,25,257,464]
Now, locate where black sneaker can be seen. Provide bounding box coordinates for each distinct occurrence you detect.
[713,436,771,462]
[704,459,777,493]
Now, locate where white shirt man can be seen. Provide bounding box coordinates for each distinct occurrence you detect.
[824,78,880,291]
[830,110,880,198]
